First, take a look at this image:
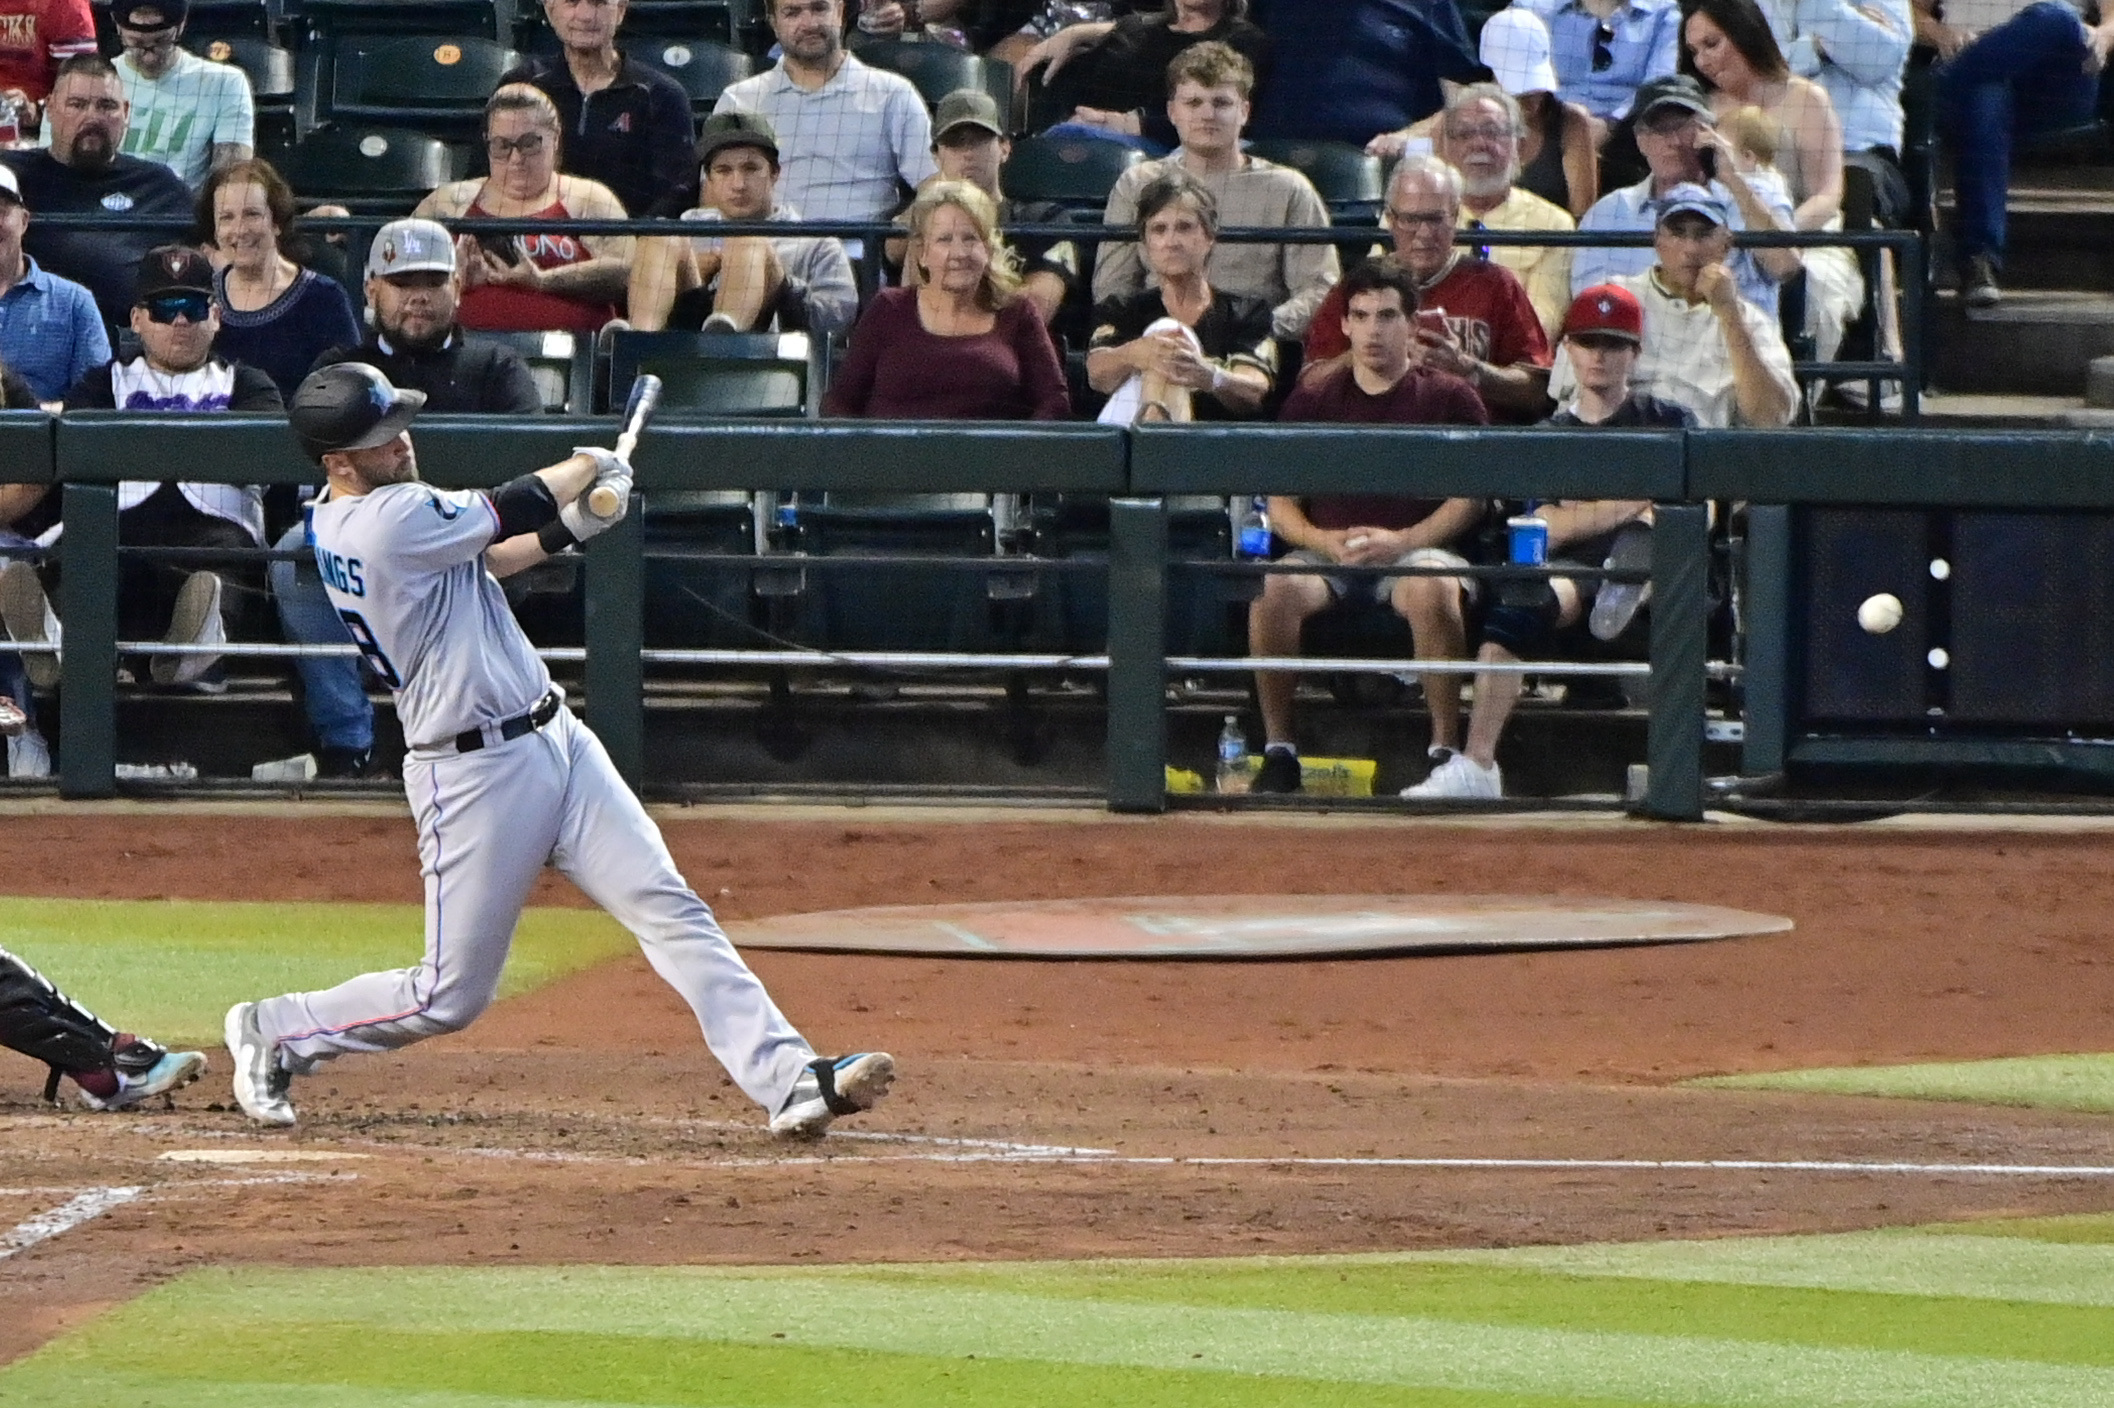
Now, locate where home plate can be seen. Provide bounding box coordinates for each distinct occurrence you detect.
[728,895,1792,959]
[158,1150,373,1165]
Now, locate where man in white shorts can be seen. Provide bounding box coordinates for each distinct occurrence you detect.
[1247,256,1491,795]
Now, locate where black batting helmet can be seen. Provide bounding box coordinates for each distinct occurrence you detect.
[289,362,427,462]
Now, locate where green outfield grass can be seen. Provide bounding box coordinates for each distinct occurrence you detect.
[5,1217,2112,1406]
[1690,1053,2114,1114]
[0,897,637,1048]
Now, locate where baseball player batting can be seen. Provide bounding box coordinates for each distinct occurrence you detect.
[224,363,894,1136]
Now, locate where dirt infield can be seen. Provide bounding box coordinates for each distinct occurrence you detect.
[3,809,2113,1366]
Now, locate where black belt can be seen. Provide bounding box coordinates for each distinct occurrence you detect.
[453,692,560,754]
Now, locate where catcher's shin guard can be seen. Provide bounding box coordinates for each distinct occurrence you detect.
[0,946,123,1102]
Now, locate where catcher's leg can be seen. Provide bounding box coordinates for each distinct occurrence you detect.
[0,946,204,1108]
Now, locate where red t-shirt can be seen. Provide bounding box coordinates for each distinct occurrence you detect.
[0,0,94,104]
[1276,362,1488,531]
[457,195,619,334]
[1303,256,1551,419]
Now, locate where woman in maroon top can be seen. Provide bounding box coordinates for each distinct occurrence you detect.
[824,182,1070,421]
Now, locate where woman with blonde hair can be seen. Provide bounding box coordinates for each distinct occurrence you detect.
[413,83,633,333]
[825,181,1070,420]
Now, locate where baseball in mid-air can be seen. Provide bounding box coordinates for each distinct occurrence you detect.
[1857,592,1904,634]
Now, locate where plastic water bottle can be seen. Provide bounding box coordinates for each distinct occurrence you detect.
[1216,714,1248,794]
[1236,496,1271,558]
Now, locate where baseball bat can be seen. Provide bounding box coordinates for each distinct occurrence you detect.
[587,373,661,516]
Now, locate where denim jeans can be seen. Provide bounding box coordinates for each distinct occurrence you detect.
[269,521,373,754]
[1938,1,2100,267]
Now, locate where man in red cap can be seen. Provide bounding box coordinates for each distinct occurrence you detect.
[1405,282,1693,799]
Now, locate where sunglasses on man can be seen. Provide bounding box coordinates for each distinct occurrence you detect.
[1592,21,1615,71]
[143,291,212,324]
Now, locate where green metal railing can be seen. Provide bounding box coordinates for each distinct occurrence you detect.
[8,414,2113,817]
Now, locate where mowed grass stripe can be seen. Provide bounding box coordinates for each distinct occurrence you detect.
[1691,1053,2114,1114]
[0,897,636,1046]
[15,1265,2114,1408]
[3,1335,1655,1408]
[1917,1213,2114,1246]
[1404,1230,2114,1312]
[850,1258,2114,1363]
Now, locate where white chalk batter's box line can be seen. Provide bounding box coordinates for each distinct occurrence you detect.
[0,1173,352,1263]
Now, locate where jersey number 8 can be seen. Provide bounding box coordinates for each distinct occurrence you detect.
[339,610,403,689]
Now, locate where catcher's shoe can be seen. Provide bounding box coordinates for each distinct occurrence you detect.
[73,1037,207,1111]
[224,1002,296,1127]
[769,1052,895,1138]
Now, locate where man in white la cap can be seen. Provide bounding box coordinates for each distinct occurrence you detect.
[268,218,544,779]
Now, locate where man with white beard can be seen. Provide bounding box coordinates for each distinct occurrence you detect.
[1438,82,1578,343]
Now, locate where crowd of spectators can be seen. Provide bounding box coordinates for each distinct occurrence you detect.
[0,0,2096,788]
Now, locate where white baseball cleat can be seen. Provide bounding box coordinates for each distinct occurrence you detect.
[769,1052,896,1138]
[1402,754,1503,800]
[224,1001,297,1127]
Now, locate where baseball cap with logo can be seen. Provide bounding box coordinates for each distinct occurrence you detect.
[1631,74,1714,125]
[134,245,215,303]
[933,89,1004,141]
[111,0,187,28]
[366,217,457,278]
[1562,283,1644,344]
[695,110,780,166]
[1654,182,1729,228]
[0,166,22,207]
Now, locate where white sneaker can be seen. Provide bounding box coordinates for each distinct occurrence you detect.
[7,730,50,778]
[0,560,60,689]
[153,572,226,686]
[1402,754,1503,800]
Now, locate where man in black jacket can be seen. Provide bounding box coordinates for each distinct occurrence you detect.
[500,0,698,218]
[0,246,281,695]
[270,219,544,778]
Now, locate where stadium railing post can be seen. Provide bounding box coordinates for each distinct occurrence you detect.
[1106,495,1168,813]
[1644,501,1709,820]
[1739,504,1791,778]
[585,499,647,788]
[57,483,119,799]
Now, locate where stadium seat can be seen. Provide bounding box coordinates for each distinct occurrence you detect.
[199,36,296,159]
[1243,139,1385,219]
[628,38,754,112]
[282,124,470,212]
[1029,493,1243,656]
[799,491,1003,653]
[851,38,1011,118]
[326,35,521,132]
[298,0,502,40]
[1001,134,1144,211]
[606,329,823,417]
[461,329,592,412]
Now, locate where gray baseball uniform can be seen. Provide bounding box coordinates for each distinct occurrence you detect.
[249,481,816,1111]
